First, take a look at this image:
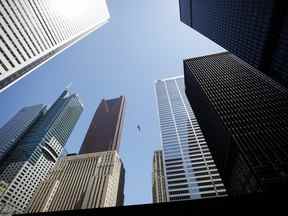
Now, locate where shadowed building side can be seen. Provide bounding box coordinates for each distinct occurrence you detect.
[184,52,288,195]
[179,0,288,87]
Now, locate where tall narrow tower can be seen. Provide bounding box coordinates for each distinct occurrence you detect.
[155,76,226,202]
[80,96,126,154]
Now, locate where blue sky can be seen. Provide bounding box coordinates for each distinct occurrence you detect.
[0,0,224,205]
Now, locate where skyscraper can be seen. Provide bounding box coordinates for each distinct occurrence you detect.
[0,105,44,162]
[27,151,125,212]
[79,96,126,154]
[27,96,126,213]
[155,76,226,202]
[0,89,83,214]
[179,0,288,87]
[0,0,110,91]
[152,150,168,203]
[184,52,288,195]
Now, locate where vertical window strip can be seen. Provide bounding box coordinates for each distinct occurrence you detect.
[35,0,60,44]
[0,13,26,61]
[5,0,37,56]
[27,0,55,47]
[0,1,33,58]
[0,46,14,68]
[10,0,41,54]
[18,0,48,51]
[42,0,64,42]
[0,35,21,64]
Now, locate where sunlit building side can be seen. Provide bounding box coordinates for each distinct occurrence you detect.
[0,0,110,91]
[27,151,124,212]
[155,76,226,202]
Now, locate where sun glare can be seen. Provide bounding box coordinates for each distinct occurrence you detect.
[50,0,88,19]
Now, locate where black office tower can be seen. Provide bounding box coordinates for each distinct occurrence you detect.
[179,0,288,87]
[184,52,288,195]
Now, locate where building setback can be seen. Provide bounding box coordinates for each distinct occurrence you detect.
[184,52,288,195]
[27,151,124,212]
[79,96,126,154]
[179,0,288,87]
[0,0,110,91]
[152,150,168,203]
[0,89,83,214]
[155,77,226,202]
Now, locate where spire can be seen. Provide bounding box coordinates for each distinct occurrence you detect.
[65,82,73,91]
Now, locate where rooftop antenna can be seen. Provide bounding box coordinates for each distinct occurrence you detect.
[65,82,73,90]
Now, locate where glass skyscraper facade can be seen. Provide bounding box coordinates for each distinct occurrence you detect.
[0,105,45,162]
[0,89,83,214]
[155,76,226,202]
[184,52,288,195]
[179,0,288,87]
[0,0,110,91]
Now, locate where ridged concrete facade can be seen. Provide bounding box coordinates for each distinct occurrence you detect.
[155,76,226,202]
[152,150,168,203]
[27,151,124,212]
[0,0,110,91]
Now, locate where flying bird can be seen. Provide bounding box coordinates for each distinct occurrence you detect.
[137,125,141,132]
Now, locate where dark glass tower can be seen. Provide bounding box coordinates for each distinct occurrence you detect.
[79,96,126,154]
[184,52,288,195]
[179,0,288,87]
